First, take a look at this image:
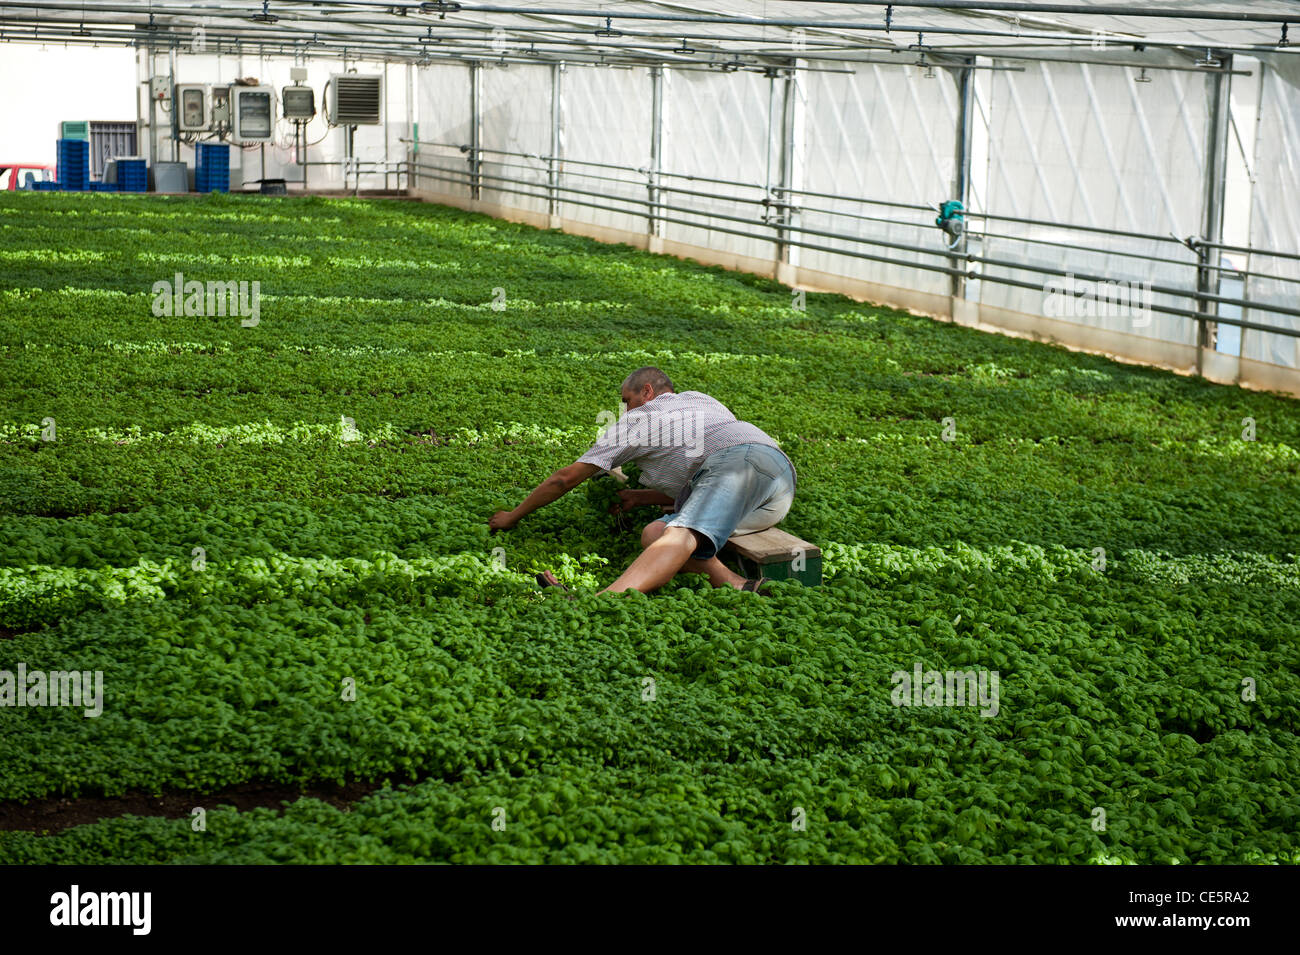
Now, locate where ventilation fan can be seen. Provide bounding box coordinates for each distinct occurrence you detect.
[326,74,382,126]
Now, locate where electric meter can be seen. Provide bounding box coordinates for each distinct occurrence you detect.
[175,85,210,132]
[282,86,316,120]
[231,85,275,142]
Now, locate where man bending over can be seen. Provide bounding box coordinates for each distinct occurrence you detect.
[488,366,797,595]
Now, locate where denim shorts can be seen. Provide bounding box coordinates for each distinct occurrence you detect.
[653,442,796,561]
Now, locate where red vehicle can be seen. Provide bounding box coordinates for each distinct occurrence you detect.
[1,163,57,189]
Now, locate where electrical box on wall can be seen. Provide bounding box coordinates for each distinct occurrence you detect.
[211,87,231,125]
[148,76,171,101]
[231,85,275,142]
[282,86,316,120]
[175,85,211,131]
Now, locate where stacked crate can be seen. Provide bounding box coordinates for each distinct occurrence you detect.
[195,143,230,193]
[56,138,90,191]
[117,159,147,193]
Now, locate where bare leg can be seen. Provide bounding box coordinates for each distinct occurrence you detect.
[600,524,700,594]
[640,521,747,589]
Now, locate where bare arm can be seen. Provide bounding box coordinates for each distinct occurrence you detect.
[490,462,602,531]
[616,488,675,511]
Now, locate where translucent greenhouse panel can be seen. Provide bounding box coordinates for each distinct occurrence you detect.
[382,62,414,190]
[1243,57,1300,370]
[800,62,958,297]
[978,58,1205,347]
[560,64,653,235]
[416,62,474,198]
[660,68,777,263]
[479,63,552,215]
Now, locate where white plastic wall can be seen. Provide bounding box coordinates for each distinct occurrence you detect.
[660,67,776,262]
[801,62,959,297]
[479,62,552,215]
[1243,56,1300,370]
[415,61,474,199]
[977,55,1207,347]
[559,64,653,235]
[411,53,1298,387]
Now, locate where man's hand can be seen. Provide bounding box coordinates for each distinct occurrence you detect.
[613,488,676,513]
[611,488,672,513]
[612,489,648,514]
[488,462,602,533]
[489,510,519,533]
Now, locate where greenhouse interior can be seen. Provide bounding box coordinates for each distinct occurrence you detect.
[0,1,1297,883]
[3,1,1298,390]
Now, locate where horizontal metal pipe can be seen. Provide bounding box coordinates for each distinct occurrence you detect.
[772,1,1297,24]
[435,142,1278,259]
[1196,239,1300,263]
[410,160,1300,332]
[7,14,1267,75]
[968,253,1300,320]
[412,162,980,278]
[430,1,1295,29]
[5,1,1293,61]
[402,155,1283,283]
[414,162,1300,338]
[418,158,1300,315]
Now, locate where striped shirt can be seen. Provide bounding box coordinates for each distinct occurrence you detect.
[577,391,795,508]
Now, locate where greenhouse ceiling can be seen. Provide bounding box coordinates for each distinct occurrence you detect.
[1,1,1298,70]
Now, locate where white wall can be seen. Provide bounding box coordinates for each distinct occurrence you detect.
[0,44,137,166]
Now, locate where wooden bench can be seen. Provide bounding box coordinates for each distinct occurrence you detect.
[724,526,822,586]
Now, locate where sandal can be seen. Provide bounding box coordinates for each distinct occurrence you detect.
[740,576,773,595]
[535,571,577,600]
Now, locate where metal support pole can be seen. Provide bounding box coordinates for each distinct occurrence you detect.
[949,59,975,300]
[776,59,804,273]
[549,61,564,219]
[383,62,390,192]
[168,45,179,164]
[406,62,415,191]
[648,65,664,237]
[1198,56,1232,375]
[1239,60,1269,364]
[469,60,482,200]
[137,49,154,168]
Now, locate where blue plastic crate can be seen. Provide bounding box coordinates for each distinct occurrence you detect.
[117,158,148,193]
[195,143,231,193]
[56,138,90,190]
[89,181,119,193]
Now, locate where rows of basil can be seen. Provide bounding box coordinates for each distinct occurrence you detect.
[0,193,1296,863]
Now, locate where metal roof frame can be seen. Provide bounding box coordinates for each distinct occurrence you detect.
[1,1,1297,70]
